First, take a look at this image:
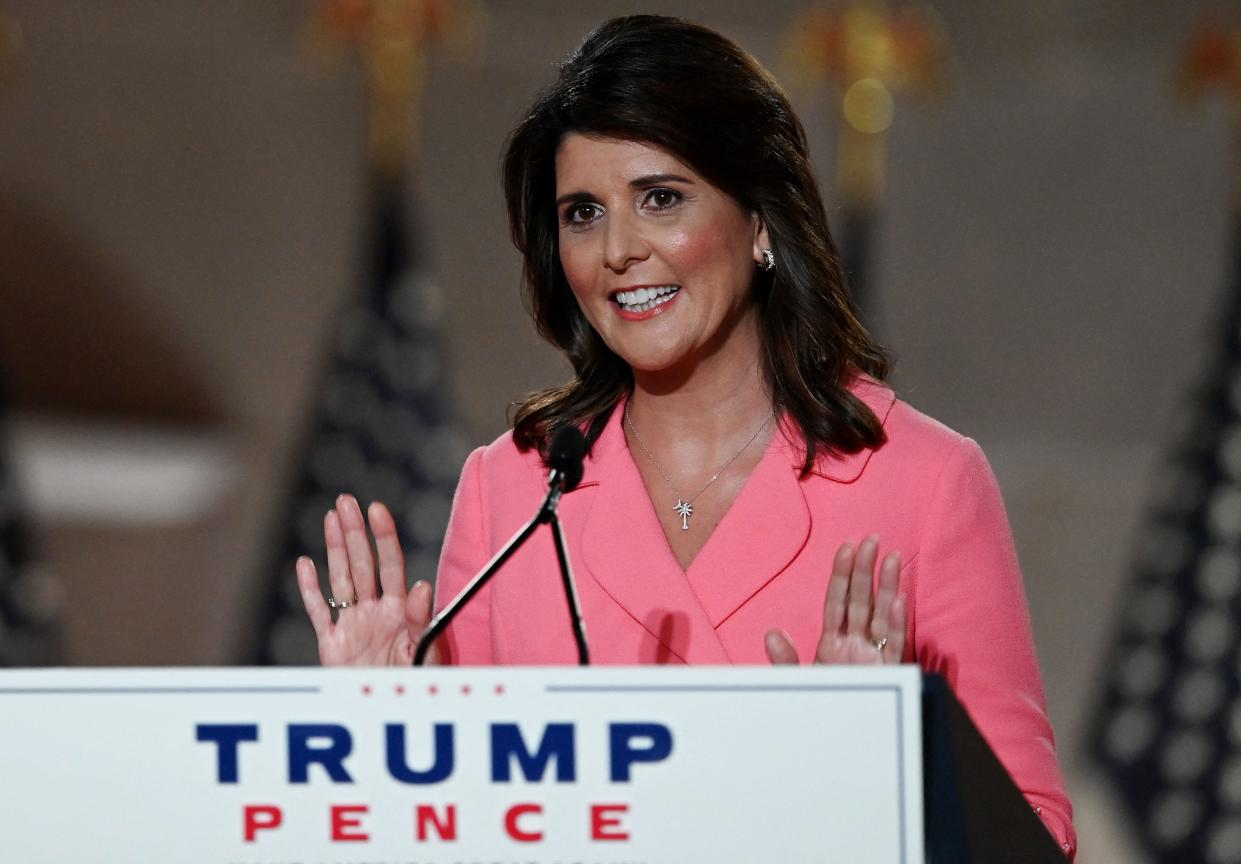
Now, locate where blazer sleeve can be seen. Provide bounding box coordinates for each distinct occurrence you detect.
[432,445,495,665]
[911,436,1076,859]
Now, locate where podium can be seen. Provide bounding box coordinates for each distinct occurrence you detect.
[0,666,1063,862]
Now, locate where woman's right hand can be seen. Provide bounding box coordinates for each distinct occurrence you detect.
[295,494,438,666]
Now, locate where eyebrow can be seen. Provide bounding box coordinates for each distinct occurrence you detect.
[555,173,694,207]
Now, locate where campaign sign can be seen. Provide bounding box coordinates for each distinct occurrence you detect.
[0,665,923,863]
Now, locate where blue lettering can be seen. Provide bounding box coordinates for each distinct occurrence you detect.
[288,723,354,783]
[609,723,673,781]
[490,723,576,782]
[386,722,455,784]
[195,723,258,783]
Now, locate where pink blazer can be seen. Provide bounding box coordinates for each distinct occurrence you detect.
[433,378,1075,855]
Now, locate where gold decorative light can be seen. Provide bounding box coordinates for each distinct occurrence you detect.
[1179,16,1241,202]
[306,0,484,178]
[784,0,947,209]
[1179,16,1241,101]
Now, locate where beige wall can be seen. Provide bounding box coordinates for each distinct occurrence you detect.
[0,2,1227,857]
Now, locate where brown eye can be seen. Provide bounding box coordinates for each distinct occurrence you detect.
[644,188,682,210]
[567,203,601,224]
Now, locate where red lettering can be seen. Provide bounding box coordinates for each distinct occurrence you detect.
[415,803,457,841]
[331,804,370,842]
[243,804,282,842]
[503,802,543,842]
[591,803,630,841]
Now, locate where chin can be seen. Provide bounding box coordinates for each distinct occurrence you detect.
[616,348,691,375]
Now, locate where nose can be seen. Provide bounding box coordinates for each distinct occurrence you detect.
[602,210,649,272]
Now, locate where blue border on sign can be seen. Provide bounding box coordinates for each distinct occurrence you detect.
[548,681,909,863]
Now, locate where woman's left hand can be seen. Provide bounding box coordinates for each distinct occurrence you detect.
[765,535,907,665]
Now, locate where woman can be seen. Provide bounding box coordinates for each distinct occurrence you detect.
[295,14,1075,856]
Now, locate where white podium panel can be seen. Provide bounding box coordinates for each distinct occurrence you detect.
[0,666,924,863]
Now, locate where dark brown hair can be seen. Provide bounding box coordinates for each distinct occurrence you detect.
[503,15,890,473]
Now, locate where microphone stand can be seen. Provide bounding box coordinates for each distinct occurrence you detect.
[413,467,590,666]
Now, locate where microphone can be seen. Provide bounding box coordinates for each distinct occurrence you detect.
[413,424,591,666]
[548,425,587,493]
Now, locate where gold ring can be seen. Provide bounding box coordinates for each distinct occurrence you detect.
[871,636,888,653]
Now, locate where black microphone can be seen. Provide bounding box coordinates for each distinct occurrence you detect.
[413,424,591,666]
[548,425,587,492]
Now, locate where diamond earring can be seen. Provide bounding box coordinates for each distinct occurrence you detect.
[760,248,776,272]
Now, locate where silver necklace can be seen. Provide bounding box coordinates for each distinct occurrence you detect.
[624,402,775,531]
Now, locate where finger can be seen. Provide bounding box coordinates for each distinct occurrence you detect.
[845,535,879,638]
[337,494,378,601]
[296,556,332,640]
[821,542,854,637]
[869,551,901,644]
[406,580,438,664]
[324,509,356,607]
[369,501,407,600]
[765,628,800,665]
[885,594,908,663]
[815,543,855,663]
[406,579,434,631]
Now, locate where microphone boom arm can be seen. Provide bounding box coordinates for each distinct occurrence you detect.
[413,467,590,666]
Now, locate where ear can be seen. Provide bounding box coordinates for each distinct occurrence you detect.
[751,212,771,266]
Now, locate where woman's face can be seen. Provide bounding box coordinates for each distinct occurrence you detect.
[554,133,769,375]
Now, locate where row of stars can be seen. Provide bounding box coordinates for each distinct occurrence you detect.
[358,683,505,696]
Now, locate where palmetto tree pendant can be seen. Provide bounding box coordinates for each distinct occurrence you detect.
[674,499,694,530]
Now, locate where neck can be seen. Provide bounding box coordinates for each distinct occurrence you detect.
[626,312,773,459]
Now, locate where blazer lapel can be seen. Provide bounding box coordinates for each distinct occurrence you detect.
[579,407,732,665]
[577,375,896,659]
[685,421,812,627]
[683,375,896,626]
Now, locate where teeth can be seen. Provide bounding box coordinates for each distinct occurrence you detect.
[615,286,679,309]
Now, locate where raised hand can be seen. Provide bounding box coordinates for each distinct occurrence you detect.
[295,494,438,666]
[765,534,906,665]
